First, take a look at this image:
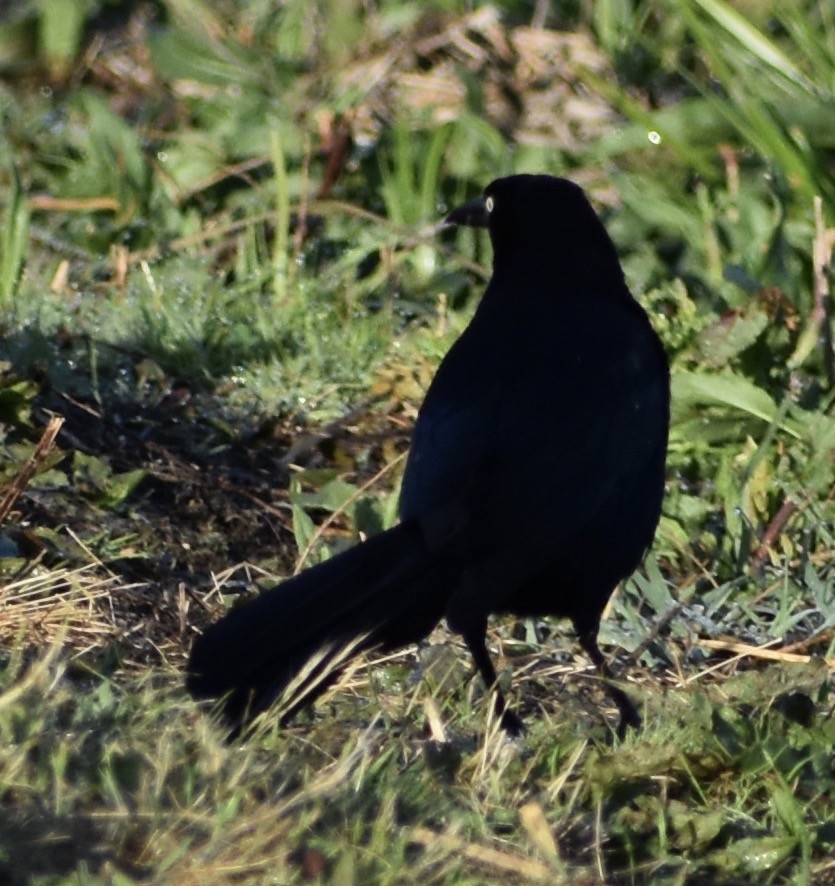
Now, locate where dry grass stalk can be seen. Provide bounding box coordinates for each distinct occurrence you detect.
[0,564,131,649]
[812,195,835,387]
[408,825,554,881]
[0,416,64,525]
[698,636,835,670]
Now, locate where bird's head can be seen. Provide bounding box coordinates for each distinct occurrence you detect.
[444,174,620,282]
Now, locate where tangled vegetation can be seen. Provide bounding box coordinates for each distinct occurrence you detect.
[0,0,834,881]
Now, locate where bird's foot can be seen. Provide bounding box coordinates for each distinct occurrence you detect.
[616,703,642,740]
[499,707,526,737]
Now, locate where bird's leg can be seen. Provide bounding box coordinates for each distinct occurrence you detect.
[574,619,641,738]
[461,623,525,736]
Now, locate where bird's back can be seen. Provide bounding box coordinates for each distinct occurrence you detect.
[400,262,669,622]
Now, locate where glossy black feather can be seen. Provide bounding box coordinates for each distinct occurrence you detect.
[187,173,670,736]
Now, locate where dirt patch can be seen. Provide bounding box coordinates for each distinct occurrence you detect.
[5,383,412,665]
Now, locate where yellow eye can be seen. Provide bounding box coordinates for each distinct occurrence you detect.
[485,196,494,213]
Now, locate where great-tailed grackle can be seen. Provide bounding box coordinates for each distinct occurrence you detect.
[187,174,670,736]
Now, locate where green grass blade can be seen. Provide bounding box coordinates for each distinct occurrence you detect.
[689,0,810,88]
[270,124,291,303]
[0,163,29,309]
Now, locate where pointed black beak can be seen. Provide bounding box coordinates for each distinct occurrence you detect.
[444,196,490,229]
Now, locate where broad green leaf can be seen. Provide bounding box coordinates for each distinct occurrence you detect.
[294,478,359,514]
[38,0,90,69]
[672,371,777,423]
[706,835,796,874]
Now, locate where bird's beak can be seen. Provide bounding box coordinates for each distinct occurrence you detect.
[444,196,490,229]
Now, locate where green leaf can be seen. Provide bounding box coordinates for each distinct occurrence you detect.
[292,478,358,514]
[804,561,835,625]
[72,453,146,509]
[150,28,260,88]
[631,555,675,615]
[787,313,823,369]
[668,801,724,851]
[100,469,147,510]
[0,377,37,426]
[38,0,91,69]
[697,309,769,367]
[706,835,796,874]
[672,371,778,423]
[291,503,317,559]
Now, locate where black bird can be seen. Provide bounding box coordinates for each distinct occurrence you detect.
[187,174,670,736]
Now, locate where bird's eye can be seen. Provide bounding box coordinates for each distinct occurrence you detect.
[485,196,494,213]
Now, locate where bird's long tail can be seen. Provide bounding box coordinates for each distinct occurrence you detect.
[186,519,452,732]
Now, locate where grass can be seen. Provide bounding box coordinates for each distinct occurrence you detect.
[0,0,834,881]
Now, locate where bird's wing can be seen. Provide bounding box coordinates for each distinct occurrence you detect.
[400,292,668,587]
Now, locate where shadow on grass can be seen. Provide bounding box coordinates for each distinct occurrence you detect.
[0,809,151,883]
